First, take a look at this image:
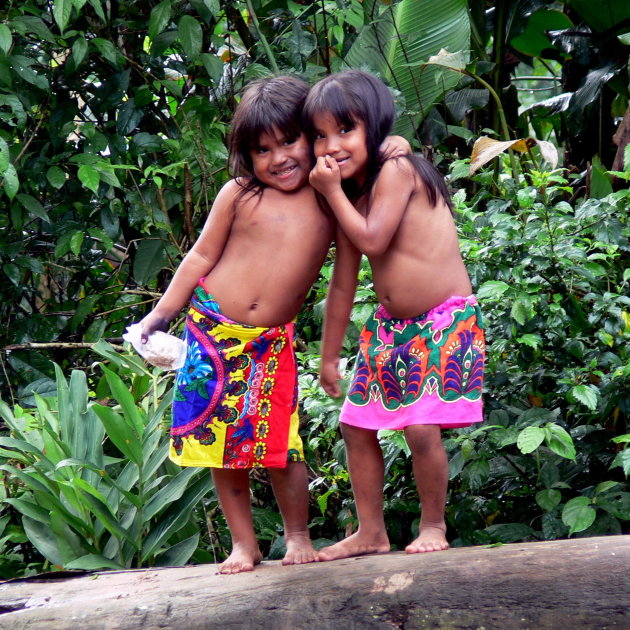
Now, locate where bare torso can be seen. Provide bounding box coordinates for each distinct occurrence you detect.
[357,169,472,319]
[203,183,334,327]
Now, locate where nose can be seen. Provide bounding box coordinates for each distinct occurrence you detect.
[270,146,288,165]
[324,135,340,155]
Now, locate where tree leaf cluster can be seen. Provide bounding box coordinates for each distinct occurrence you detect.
[0,0,628,575]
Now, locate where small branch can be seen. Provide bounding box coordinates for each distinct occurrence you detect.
[119,289,163,298]
[14,105,48,165]
[183,163,196,244]
[3,342,124,352]
[245,0,279,73]
[318,0,331,74]
[99,297,159,317]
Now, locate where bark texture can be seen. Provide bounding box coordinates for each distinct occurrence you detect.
[0,535,628,629]
[612,104,630,172]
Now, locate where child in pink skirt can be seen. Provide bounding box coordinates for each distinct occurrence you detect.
[305,70,485,559]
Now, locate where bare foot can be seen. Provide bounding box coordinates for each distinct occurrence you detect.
[405,524,449,554]
[282,531,319,566]
[217,543,263,574]
[317,531,390,562]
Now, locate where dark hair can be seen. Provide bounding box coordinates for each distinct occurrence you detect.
[228,75,310,196]
[303,69,452,210]
[303,70,393,199]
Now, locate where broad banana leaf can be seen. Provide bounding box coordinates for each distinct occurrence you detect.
[563,0,630,33]
[344,0,470,139]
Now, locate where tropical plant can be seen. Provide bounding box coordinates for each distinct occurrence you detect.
[300,139,630,548]
[0,344,213,572]
[436,1,630,170]
[1,0,629,578]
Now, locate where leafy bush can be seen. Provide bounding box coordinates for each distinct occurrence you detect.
[0,344,213,575]
[299,156,630,548]
[1,0,629,575]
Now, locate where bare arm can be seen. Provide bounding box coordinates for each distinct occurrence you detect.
[139,180,239,341]
[309,157,415,257]
[320,226,361,398]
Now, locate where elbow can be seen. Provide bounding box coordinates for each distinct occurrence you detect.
[361,238,389,258]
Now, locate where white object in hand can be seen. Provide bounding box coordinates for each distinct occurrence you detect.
[122,323,186,370]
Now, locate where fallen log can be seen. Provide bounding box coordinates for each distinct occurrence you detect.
[0,535,628,629]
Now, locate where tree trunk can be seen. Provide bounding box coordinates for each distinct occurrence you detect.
[1,536,628,629]
[612,104,630,172]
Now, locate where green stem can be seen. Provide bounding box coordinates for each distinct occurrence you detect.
[136,460,144,567]
[245,0,279,73]
[467,71,519,180]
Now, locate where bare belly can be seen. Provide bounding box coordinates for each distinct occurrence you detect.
[374,267,472,319]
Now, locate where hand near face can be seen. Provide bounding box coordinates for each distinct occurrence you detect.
[309,155,342,198]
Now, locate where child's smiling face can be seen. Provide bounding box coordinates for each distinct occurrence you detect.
[250,127,312,192]
[312,111,369,186]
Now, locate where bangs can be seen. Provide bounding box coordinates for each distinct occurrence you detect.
[241,104,304,152]
[303,80,360,132]
[228,74,309,181]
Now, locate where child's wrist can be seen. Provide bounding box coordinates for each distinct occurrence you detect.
[144,312,174,331]
[326,188,346,207]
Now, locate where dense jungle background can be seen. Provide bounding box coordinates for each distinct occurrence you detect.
[0,0,628,576]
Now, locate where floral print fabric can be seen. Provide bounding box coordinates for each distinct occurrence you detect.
[170,284,303,468]
[340,295,485,430]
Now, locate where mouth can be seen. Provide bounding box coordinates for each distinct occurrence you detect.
[273,164,298,177]
[335,157,350,166]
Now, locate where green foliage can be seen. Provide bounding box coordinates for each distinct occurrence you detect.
[1,0,629,576]
[0,347,212,574]
[0,0,234,398]
[342,0,470,139]
[300,156,630,548]
[443,159,629,543]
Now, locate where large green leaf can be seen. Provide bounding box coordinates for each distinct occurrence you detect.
[23,515,63,565]
[100,365,146,438]
[4,497,51,524]
[517,426,545,454]
[178,15,202,60]
[149,0,172,41]
[141,471,213,562]
[66,554,125,571]
[52,0,72,34]
[50,511,91,564]
[564,0,630,33]
[77,490,138,549]
[91,340,151,376]
[133,238,168,286]
[142,467,199,521]
[154,533,199,567]
[0,437,48,464]
[56,458,142,509]
[92,404,143,465]
[562,496,596,535]
[68,369,92,461]
[544,423,576,461]
[344,0,470,137]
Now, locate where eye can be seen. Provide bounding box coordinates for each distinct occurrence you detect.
[314,132,325,140]
[255,147,268,154]
[340,125,354,134]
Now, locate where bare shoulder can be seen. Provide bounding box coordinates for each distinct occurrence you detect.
[218,178,248,201]
[377,156,417,187]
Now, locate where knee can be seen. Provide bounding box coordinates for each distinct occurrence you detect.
[405,426,443,456]
[342,429,381,456]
